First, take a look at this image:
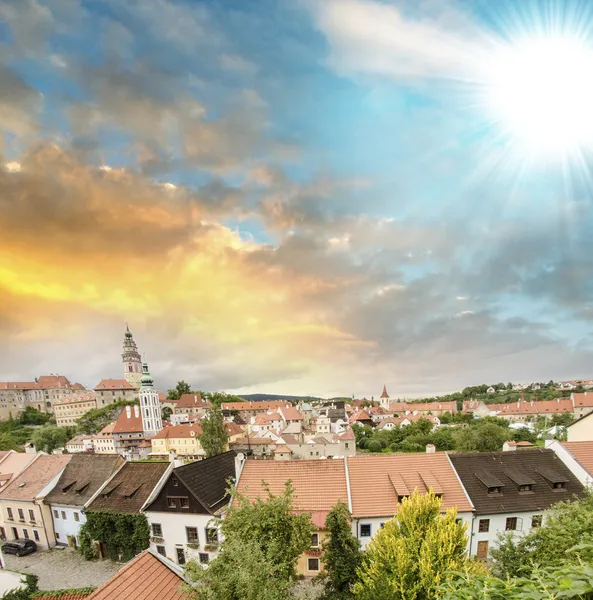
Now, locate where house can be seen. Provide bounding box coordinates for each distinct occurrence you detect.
[250,411,284,435]
[376,416,412,430]
[221,401,289,420]
[0,451,36,489]
[546,440,593,487]
[86,548,188,600]
[112,405,146,458]
[44,454,124,549]
[314,414,332,435]
[143,451,238,566]
[277,406,304,430]
[65,435,94,453]
[570,392,593,420]
[0,454,71,548]
[274,431,356,460]
[91,423,117,454]
[94,379,138,406]
[390,401,457,417]
[36,375,77,411]
[462,400,491,418]
[487,398,574,421]
[487,387,496,394]
[53,393,99,427]
[0,382,45,419]
[449,449,584,560]
[566,410,593,442]
[347,453,473,550]
[224,421,244,442]
[228,436,274,456]
[349,410,373,427]
[150,423,205,459]
[236,458,349,577]
[172,394,212,424]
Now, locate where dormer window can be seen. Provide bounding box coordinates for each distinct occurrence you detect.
[519,484,533,493]
[488,486,502,495]
[553,481,566,490]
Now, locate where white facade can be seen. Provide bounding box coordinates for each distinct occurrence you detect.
[567,412,593,442]
[139,362,163,438]
[49,503,86,548]
[144,510,221,567]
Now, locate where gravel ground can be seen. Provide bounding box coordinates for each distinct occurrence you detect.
[5,548,122,591]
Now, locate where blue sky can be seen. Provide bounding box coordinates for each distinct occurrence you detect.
[1,0,592,397]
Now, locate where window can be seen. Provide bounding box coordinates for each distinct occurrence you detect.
[345,443,349,448]
[176,547,186,565]
[186,527,199,544]
[199,553,210,564]
[180,497,190,509]
[172,479,179,487]
[74,512,80,522]
[519,484,533,492]
[478,519,490,533]
[360,524,371,537]
[488,486,502,495]
[28,510,35,521]
[18,509,24,521]
[205,528,218,545]
[505,517,518,531]
[53,509,59,519]
[167,497,177,509]
[311,533,319,548]
[152,523,163,537]
[156,545,166,557]
[308,558,320,572]
[56,532,60,540]
[7,508,13,520]
[61,511,66,520]
[531,515,543,528]
[23,529,29,539]
[33,530,39,541]
[553,481,566,490]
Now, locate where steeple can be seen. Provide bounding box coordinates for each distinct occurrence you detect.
[380,384,390,409]
[380,385,389,399]
[122,324,143,388]
[139,359,162,438]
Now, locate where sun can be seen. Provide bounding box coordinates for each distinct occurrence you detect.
[483,34,593,161]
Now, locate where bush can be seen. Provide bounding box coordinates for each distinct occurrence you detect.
[366,440,382,453]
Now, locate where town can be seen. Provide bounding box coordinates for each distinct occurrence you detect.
[0,327,592,598]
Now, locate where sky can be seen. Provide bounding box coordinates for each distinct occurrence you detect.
[1,0,593,398]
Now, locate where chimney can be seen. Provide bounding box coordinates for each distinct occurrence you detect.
[134,405,139,418]
[530,399,535,406]
[556,397,560,404]
[126,405,131,418]
[425,444,436,454]
[235,452,246,479]
[503,440,517,452]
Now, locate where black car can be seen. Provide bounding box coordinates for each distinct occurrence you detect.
[2,540,37,556]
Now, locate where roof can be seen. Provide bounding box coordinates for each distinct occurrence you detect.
[279,406,304,421]
[572,392,593,408]
[0,451,35,483]
[66,435,91,446]
[151,423,203,440]
[332,429,355,441]
[349,410,372,423]
[54,392,98,406]
[229,437,273,446]
[87,549,187,600]
[237,459,348,514]
[0,382,39,391]
[449,449,585,515]
[0,455,72,501]
[37,375,72,389]
[380,385,389,399]
[347,453,473,518]
[98,422,115,436]
[94,379,136,391]
[149,451,236,515]
[221,400,288,412]
[112,406,143,434]
[87,462,169,514]
[71,383,87,391]
[487,399,573,415]
[45,454,124,507]
[560,441,593,476]
[253,412,281,425]
[175,393,212,409]
[224,421,243,437]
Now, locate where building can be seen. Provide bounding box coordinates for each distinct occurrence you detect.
[349,410,373,427]
[150,423,205,459]
[449,449,584,560]
[237,458,349,577]
[273,431,356,460]
[546,440,593,487]
[91,423,117,454]
[172,394,211,423]
[143,451,238,566]
[112,405,147,458]
[487,398,574,421]
[389,400,457,417]
[0,382,45,419]
[229,437,274,456]
[121,325,143,389]
[0,454,71,548]
[65,435,94,453]
[221,401,289,420]
[53,392,99,427]
[139,362,163,438]
[86,548,187,600]
[566,407,593,441]
[37,375,77,411]
[45,454,124,549]
[379,384,390,409]
[571,392,593,418]
[94,379,138,407]
[250,412,284,435]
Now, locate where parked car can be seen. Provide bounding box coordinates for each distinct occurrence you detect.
[2,540,37,556]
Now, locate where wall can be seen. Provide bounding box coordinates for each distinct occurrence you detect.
[0,499,53,549]
[296,530,326,577]
[567,413,593,442]
[48,503,86,548]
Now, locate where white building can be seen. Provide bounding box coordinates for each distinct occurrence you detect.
[139,362,162,438]
[546,440,593,487]
[143,451,240,566]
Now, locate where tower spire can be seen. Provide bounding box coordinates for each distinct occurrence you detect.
[139,357,162,438]
[122,324,143,388]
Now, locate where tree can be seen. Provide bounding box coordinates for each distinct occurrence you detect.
[511,427,536,444]
[453,423,508,453]
[162,406,172,421]
[352,491,483,600]
[0,433,22,451]
[203,391,245,408]
[367,440,382,453]
[77,399,138,435]
[319,502,362,600]
[19,407,52,426]
[32,425,71,454]
[167,380,192,401]
[550,412,574,427]
[198,406,229,458]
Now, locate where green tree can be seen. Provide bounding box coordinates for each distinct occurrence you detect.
[550,412,574,427]
[453,423,508,452]
[367,440,382,453]
[319,502,362,600]
[77,399,138,435]
[32,425,71,454]
[203,391,245,408]
[167,380,192,401]
[353,491,483,600]
[19,407,52,426]
[162,406,172,421]
[198,406,229,458]
[0,433,22,451]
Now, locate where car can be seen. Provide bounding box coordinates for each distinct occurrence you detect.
[2,540,37,556]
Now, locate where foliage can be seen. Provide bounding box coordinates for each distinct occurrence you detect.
[162,406,173,420]
[32,425,73,454]
[77,399,138,435]
[0,433,23,451]
[452,423,509,453]
[550,412,574,427]
[511,427,537,444]
[198,406,229,458]
[491,492,593,579]
[78,510,150,562]
[167,380,192,400]
[202,391,245,408]
[318,502,362,600]
[31,588,96,598]
[18,408,52,426]
[1,574,38,600]
[367,440,382,452]
[185,538,294,600]
[352,491,484,600]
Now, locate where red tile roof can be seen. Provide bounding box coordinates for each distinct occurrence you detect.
[53,392,98,406]
[253,412,282,425]
[488,399,573,415]
[88,550,187,600]
[0,455,72,501]
[279,406,304,421]
[572,392,593,408]
[94,379,136,391]
[221,401,288,412]
[37,375,72,389]
[175,394,212,409]
[152,422,203,440]
[561,441,593,475]
[0,382,39,390]
[225,421,243,437]
[349,410,372,423]
[332,429,355,441]
[380,385,389,399]
[112,406,143,434]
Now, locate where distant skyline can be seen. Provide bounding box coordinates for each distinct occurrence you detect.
[2,0,593,398]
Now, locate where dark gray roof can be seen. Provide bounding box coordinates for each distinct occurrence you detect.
[45,454,124,507]
[173,451,236,514]
[449,449,585,515]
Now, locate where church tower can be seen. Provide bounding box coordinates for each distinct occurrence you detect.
[380,384,390,409]
[122,325,143,389]
[139,361,162,438]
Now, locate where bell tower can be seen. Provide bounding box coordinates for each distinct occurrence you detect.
[139,361,162,438]
[122,324,143,389]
